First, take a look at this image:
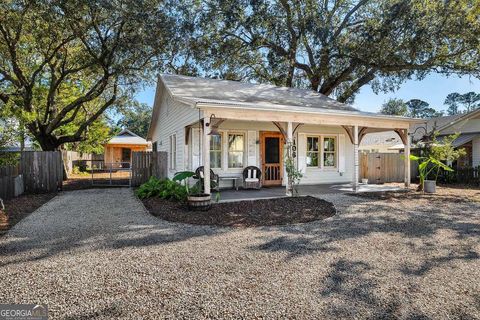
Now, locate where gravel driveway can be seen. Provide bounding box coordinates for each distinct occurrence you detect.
[0,188,479,319]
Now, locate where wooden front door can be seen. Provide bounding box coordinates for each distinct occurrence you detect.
[260,131,283,186]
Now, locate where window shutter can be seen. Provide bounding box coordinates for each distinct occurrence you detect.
[247,130,257,166]
[297,133,307,174]
[338,134,346,173]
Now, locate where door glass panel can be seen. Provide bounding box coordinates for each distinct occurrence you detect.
[265,137,280,164]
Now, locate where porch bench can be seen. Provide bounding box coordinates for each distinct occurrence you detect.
[218,175,242,191]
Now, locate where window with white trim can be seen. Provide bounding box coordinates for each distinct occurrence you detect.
[210,134,222,169]
[323,136,337,168]
[306,136,319,167]
[227,133,244,168]
[169,134,176,170]
[306,135,337,168]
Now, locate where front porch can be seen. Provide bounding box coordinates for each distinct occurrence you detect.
[217,183,406,202]
[188,107,419,197]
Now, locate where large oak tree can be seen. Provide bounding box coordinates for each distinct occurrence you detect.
[190,0,480,103]
[0,0,178,150]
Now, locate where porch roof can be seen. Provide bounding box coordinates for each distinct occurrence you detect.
[161,74,422,129]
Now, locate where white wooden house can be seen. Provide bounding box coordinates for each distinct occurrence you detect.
[147,74,422,194]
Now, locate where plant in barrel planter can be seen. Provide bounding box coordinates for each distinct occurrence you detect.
[173,171,213,211]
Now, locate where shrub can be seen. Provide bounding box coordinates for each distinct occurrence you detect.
[135,177,187,201]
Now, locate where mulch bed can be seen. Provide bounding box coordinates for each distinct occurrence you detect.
[142,196,336,227]
[0,193,57,236]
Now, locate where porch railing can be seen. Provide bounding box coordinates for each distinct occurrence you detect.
[439,166,480,185]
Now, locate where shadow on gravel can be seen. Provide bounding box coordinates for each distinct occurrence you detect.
[0,189,227,267]
[318,258,476,319]
[251,193,479,281]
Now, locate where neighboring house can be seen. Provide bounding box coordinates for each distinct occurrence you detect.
[359,131,404,153]
[104,129,150,168]
[424,109,480,168]
[147,74,420,192]
[359,110,480,168]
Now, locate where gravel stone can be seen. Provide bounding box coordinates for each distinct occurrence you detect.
[0,188,479,319]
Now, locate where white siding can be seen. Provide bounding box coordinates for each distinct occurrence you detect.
[150,81,199,178]
[189,120,354,186]
[297,124,353,185]
[473,137,480,167]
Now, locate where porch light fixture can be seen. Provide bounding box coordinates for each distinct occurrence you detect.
[206,114,221,136]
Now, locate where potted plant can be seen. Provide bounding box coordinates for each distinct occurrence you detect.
[409,155,453,193]
[173,171,212,211]
[409,132,466,193]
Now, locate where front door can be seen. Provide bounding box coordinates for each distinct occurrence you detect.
[260,132,283,186]
[121,148,131,168]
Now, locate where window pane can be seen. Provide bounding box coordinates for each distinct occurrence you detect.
[210,151,221,168]
[306,152,318,167]
[210,135,222,151]
[228,151,243,168]
[324,137,335,152]
[324,152,336,167]
[307,137,318,151]
[228,134,244,151]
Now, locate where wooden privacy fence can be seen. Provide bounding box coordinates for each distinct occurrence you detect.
[21,151,63,193]
[0,164,23,200]
[360,152,418,184]
[131,151,168,187]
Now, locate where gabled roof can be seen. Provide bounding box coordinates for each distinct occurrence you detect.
[161,74,358,112]
[107,129,148,145]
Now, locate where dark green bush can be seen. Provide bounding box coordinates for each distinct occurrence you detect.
[135,177,187,201]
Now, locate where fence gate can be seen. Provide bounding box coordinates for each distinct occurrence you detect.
[360,152,417,184]
[21,151,63,192]
[131,151,168,187]
[89,160,132,187]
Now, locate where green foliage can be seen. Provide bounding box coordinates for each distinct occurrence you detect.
[62,117,113,154]
[410,154,453,191]
[188,0,480,102]
[72,165,89,176]
[0,0,179,150]
[444,92,480,115]
[430,133,467,164]
[0,152,19,166]
[285,143,303,196]
[406,99,443,118]
[135,177,187,201]
[380,98,408,116]
[409,132,464,190]
[115,101,152,139]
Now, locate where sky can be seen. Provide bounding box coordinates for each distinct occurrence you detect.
[134,74,480,113]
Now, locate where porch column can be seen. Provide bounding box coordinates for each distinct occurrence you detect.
[404,129,411,188]
[286,121,293,196]
[353,125,359,192]
[203,116,211,195]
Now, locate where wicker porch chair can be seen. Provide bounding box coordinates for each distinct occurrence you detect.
[195,166,220,192]
[243,166,262,189]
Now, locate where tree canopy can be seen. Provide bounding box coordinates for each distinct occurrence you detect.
[379,98,407,116]
[0,0,178,150]
[406,99,442,119]
[444,91,480,115]
[188,0,480,103]
[115,101,152,138]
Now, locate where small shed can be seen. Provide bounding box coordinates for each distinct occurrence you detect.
[104,129,149,168]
